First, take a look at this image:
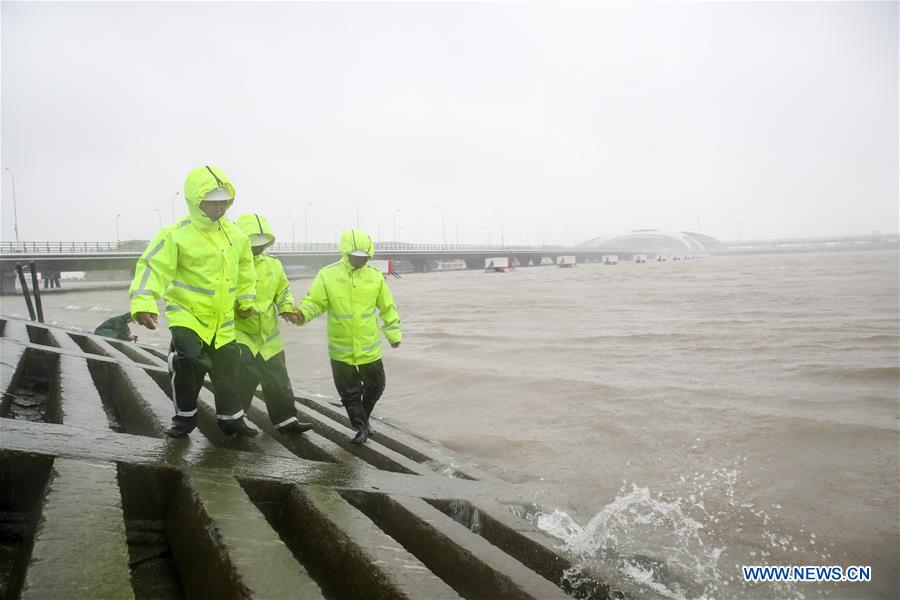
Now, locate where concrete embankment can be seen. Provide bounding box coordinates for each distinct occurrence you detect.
[0,316,639,599]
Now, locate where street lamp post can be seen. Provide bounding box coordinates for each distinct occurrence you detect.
[171,191,180,220]
[154,209,161,229]
[304,201,312,246]
[433,205,445,245]
[115,214,122,244]
[393,209,400,241]
[4,168,19,250]
[498,214,505,247]
[540,219,545,247]
[373,219,381,243]
[288,214,296,245]
[455,214,463,245]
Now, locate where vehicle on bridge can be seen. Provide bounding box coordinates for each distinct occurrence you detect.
[484,257,511,273]
[557,255,576,268]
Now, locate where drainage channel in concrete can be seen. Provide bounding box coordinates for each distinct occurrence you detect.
[0,316,626,599]
[1,348,61,424]
[0,453,53,599]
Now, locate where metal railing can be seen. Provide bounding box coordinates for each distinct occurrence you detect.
[271,242,563,252]
[1,240,577,254]
[0,241,144,253]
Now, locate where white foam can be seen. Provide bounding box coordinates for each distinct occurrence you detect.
[533,464,823,599]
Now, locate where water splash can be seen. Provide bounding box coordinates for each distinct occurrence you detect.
[538,483,722,599]
[534,464,826,599]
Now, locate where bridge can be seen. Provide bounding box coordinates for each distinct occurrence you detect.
[0,241,619,294]
[1,233,896,294]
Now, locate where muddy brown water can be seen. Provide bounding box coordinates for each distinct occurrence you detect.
[5,250,898,599]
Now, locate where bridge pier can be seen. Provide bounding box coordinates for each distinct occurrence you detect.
[464,258,483,270]
[1,269,17,295]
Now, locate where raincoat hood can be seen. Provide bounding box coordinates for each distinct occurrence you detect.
[184,165,236,231]
[339,229,375,259]
[236,213,276,249]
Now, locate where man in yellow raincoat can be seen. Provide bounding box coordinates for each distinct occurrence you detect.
[129,165,259,438]
[234,213,313,436]
[297,229,402,443]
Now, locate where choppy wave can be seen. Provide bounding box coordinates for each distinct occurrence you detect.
[791,363,900,383]
[534,464,829,599]
[64,304,113,313]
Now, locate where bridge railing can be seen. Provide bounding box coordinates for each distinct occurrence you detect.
[0,241,144,253]
[271,242,559,252]
[1,240,576,254]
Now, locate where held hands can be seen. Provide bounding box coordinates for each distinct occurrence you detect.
[280,310,301,325]
[128,334,138,342]
[134,312,158,330]
[234,301,256,319]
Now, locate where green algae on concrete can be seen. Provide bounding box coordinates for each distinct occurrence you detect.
[176,470,325,599]
[277,484,462,600]
[21,458,134,600]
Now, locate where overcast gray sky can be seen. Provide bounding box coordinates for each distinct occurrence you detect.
[1,1,897,245]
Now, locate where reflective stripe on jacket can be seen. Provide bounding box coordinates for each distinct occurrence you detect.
[299,230,402,365]
[128,166,256,348]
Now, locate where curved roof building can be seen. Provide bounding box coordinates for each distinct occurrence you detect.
[579,230,725,253]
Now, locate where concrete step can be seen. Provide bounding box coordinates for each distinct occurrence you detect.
[21,458,134,600]
[242,480,461,600]
[344,491,572,600]
[173,469,325,599]
[0,317,618,599]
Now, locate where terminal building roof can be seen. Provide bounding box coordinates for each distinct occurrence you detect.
[578,229,725,253]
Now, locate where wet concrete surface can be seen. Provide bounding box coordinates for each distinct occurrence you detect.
[21,458,133,600]
[0,317,627,599]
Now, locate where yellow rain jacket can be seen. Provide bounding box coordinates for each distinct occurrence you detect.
[299,230,402,365]
[234,213,295,360]
[128,166,257,348]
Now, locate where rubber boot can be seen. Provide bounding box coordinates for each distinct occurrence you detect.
[362,397,377,437]
[345,403,368,444]
[164,416,196,438]
[219,417,259,438]
[280,420,313,435]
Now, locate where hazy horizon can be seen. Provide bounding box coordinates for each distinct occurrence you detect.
[2,1,897,245]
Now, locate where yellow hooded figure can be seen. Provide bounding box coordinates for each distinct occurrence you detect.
[297,229,402,444]
[231,212,312,435]
[128,165,260,440]
[298,229,402,365]
[129,165,257,347]
[233,213,294,359]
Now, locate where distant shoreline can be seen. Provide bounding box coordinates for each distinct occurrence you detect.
[1,246,896,297]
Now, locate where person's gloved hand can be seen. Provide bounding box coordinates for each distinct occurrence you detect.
[134,312,157,330]
[293,309,306,325]
[390,341,401,349]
